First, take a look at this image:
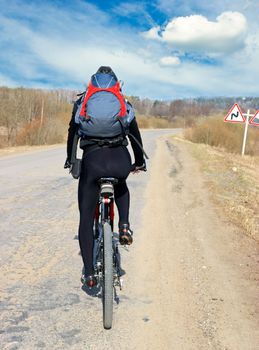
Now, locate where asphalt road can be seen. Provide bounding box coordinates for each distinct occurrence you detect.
[0,129,178,350]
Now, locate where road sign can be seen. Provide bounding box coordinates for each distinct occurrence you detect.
[224,105,255,156]
[249,111,259,126]
[224,103,245,123]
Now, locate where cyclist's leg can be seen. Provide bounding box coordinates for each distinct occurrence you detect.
[78,160,99,278]
[114,181,130,228]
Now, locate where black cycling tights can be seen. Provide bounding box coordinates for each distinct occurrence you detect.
[78,145,132,276]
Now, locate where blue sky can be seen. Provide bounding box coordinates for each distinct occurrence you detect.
[0,0,259,99]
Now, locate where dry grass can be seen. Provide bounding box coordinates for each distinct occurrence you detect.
[137,114,175,128]
[184,116,259,156]
[179,138,259,242]
[16,117,66,146]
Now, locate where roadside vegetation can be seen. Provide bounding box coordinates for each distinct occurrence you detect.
[184,116,259,156]
[136,114,175,128]
[0,87,72,148]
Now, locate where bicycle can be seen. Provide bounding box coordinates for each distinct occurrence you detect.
[92,177,123,330]
[82,164,146,329]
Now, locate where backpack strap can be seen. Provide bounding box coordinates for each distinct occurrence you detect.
[79,81,126,118]
[116,116,149,159]
[128,132,149,159]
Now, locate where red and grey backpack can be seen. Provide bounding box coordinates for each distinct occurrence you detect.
[74,70,134,138]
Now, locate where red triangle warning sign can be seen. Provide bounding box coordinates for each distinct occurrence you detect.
[224,103,245,123]
[249,111,259,126]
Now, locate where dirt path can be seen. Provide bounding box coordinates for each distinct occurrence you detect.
[126,137,259,350]
[0,132,258,349]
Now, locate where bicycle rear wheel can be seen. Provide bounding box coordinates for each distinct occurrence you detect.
[102,222,113,329]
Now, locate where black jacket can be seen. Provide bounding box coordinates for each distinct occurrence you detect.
[66,100,145,166]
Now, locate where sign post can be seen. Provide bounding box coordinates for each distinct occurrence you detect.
[224,104,258,156]
[242,110,250,156]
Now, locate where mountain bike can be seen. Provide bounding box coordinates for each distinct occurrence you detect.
[93,177,123,330]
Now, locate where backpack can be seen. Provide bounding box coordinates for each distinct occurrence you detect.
[74,73,134,138]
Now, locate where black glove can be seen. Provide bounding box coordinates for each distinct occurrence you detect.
[64,158,72,169]
[131,161,147,172]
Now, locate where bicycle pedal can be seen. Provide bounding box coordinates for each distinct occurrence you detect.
[114,277,123,289]
[119,278,123,290]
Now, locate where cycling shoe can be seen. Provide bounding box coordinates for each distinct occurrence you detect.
[119,224,133,245]
[81,274,97,288]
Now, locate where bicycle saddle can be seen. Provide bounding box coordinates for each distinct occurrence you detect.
[98,178,118,198]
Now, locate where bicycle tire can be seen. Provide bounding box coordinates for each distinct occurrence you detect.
[102,222,113,329]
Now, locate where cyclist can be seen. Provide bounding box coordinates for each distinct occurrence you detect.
[64,66,146,288]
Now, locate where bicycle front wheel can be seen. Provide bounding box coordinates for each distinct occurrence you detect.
[102,222,113,329]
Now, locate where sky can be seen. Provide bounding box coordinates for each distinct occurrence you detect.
[0,0,259,99]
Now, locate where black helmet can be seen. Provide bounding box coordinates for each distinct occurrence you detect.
[96,66,118,80]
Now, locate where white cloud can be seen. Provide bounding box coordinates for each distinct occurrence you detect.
[142,26,161,40]
[144,12,247,54]
[160,56,180,66]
